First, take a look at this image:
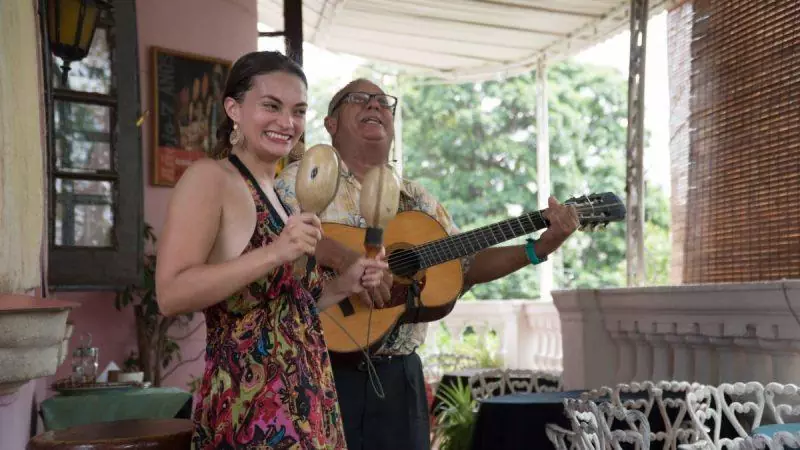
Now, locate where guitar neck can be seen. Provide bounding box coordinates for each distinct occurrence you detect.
[414,209,549,269]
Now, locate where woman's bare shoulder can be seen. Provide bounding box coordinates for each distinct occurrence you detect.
[173,157,241,192]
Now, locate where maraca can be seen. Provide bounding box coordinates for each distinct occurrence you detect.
[359,164,401,259]
[293,144,341,276]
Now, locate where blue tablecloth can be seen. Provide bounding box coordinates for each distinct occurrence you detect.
[752,423,800,449]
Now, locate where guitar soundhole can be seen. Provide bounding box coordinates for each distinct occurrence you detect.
[388,248,421,278]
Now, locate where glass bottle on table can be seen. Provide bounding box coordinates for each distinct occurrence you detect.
[70,332,99,383]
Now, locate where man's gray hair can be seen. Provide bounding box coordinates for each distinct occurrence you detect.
[327,78,377,116]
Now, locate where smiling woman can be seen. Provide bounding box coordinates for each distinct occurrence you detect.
[154,51,388,449]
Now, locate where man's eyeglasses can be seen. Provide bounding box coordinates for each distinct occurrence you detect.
[330,92,398,115]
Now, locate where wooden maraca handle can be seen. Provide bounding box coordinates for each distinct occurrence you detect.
[364,228,384,259]
[292,144,341,278]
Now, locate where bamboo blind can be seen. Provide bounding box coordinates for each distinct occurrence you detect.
[667,1,693,284]
[670,0,800,283]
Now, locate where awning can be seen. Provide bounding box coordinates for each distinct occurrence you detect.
[257,0,667,82]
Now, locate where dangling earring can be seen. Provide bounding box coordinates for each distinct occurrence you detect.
[229,122,243,147]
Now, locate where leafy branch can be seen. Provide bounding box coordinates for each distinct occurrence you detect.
[114,223,196,386]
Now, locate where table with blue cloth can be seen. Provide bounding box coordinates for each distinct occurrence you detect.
[40,386,193,431]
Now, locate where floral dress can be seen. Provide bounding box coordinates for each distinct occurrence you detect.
[191,154,347,450]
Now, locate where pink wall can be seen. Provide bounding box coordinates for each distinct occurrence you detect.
[138,0,258,238]
[0,1,258,448]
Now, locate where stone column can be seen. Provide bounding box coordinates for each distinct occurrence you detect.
[0,0,45,295]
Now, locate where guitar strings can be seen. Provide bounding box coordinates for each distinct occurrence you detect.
[384,202,621,274]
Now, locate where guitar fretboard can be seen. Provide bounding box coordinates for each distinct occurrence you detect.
[412,210,550,269]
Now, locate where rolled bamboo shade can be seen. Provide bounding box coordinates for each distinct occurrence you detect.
[668,0,800,284]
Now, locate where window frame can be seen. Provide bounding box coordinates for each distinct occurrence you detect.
[41,0,143,290]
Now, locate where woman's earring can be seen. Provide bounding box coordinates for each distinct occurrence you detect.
[229,123,243,147]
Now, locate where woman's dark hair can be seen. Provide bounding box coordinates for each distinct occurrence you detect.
[209,51,307,159]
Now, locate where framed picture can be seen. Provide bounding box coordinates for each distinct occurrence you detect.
[151,46,231,186]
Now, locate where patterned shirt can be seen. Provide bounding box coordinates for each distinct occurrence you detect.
[276,160,472,356]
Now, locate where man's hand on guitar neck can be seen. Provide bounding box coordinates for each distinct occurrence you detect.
[536,196,580,256]
[315,237,394,309]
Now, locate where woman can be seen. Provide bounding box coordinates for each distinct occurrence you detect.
[156,51,385,449]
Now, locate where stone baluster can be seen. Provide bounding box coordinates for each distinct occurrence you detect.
[664,333,693,382]
[770,341,800,385]
[610,329,636,384]
[710,336,742,384]
[502,307,521,369]
[647,332,672,382]
[733,325,773,384]
[686,334,717,384]
[632,323,654,382]
[523,301,563,372]
[547,324,563,371]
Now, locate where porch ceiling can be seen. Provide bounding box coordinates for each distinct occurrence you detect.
[257,0,666,82]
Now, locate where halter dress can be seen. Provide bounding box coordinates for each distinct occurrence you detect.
[191,154,347,450]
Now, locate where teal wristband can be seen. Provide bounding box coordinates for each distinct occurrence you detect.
[525,238,548,265]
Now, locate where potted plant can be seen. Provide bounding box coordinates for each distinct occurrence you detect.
[114,223,197,387]
[433,379,477,450]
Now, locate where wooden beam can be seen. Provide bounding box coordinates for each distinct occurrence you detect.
[284,0,303,66]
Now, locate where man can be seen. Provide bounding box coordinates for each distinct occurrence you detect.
[275,79,579,450]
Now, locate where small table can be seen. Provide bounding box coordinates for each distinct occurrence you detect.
[28,418,192,449]
[470,390,585,450]
[40,387,192,431]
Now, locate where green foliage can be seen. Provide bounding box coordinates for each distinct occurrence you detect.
[433,379,477,450]
[114,223,194,386]
[419,323,504,369]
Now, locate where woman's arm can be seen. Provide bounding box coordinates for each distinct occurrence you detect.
[155,161,325,317]
[155,161,280,316]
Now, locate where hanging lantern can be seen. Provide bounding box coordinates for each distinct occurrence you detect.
[46,0,103,85]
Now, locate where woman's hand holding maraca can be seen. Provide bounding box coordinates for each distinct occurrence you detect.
[269,212,323,265]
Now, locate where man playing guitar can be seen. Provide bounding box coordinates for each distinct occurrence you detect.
[275,78,579,450]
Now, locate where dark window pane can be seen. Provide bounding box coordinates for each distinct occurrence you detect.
[52,27,113,94]
[54,101,112,172]
[55,178,114,247]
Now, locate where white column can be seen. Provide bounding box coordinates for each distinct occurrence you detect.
[536,59,553,301]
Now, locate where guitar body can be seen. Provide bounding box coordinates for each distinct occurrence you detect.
[321,210,464,354]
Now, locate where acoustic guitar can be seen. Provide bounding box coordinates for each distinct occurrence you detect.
[320,192,626,354]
